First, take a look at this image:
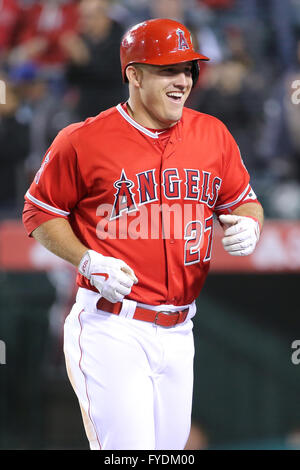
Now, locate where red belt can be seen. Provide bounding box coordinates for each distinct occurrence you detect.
[96,298,189,327]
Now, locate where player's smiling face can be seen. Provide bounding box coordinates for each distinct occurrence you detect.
[127,62,194,129]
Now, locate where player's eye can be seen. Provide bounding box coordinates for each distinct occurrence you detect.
[161,67,176,74]
[161,67,192,75]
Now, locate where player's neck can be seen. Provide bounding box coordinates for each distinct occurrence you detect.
[126,100,178,132]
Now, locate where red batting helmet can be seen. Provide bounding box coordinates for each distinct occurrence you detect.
[120,18,210,87]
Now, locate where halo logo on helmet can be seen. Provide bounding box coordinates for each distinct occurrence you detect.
[176,29,190,51]
[120,18,210,88]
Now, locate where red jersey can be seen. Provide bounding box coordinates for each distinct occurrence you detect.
[23,103,260,306]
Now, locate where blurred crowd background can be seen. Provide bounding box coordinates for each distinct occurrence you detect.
[0,0,300,451]
[1,0,300,220]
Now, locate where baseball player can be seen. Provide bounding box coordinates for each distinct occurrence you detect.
[22,18,264,450]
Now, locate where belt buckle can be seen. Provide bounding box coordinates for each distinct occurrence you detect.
[154,310,181,328]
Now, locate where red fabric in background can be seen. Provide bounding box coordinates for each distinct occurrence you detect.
[197,0,235,8]
[0,0,22,52]
[17,1,79,66]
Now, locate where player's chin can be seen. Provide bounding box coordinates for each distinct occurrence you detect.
[162,114,182,127]
[164,107,184,125]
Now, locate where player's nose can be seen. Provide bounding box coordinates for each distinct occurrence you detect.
[174,71,190,89]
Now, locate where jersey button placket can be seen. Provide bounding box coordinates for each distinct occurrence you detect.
[161,184,177,305]
[160,132,178,304]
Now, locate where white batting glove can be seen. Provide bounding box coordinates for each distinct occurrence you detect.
[219,214,260,257]
[78,250,138,303]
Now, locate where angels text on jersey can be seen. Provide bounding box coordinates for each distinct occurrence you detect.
[110,167,222,220]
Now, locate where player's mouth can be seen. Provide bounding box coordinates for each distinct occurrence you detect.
[166,91,185,104]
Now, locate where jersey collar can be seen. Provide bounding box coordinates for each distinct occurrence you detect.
[116,103,178,139]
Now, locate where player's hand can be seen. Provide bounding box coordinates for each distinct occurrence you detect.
[219,214,260,257]
[78,250,138,303]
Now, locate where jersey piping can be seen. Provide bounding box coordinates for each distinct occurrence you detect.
[26,190,70,217]
[215,184,250,211]
[116,103,160,139]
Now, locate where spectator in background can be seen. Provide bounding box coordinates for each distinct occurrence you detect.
[197,0,235,7]
[197,0,296,74]
[257,33,300,182]
[190,25,266,176]
[8,0,79,78]
[8,62,76,180]
[121,0,194,23]
[0,0,22,67]
[61,0,126,120]
[147,0,185,21]
[0,78,30,214]
[255,31,300,218]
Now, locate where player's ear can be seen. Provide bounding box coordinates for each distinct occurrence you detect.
[126,65,143,88]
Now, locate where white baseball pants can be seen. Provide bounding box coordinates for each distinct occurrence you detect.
[63,289,196,450]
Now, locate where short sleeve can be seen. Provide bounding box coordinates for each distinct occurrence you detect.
[214,126,260,215]
[25,128,86,218]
